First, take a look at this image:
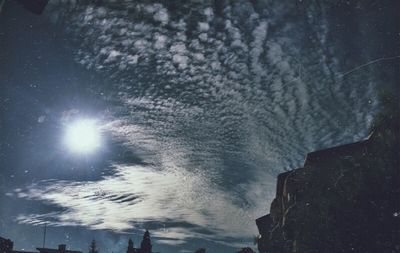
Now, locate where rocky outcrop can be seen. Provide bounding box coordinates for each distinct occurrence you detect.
[256,116,399,253]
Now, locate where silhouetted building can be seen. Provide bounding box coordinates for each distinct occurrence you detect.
[1,235,81,253]
[37,244,81,253]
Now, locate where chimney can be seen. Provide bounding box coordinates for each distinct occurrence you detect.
[58,244,66,253]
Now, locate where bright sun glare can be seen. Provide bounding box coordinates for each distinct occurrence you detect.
[64,119,101,153]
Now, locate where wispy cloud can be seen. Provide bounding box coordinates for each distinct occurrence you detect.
[12,163,264,246]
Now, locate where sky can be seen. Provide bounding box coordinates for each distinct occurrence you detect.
[0,1,398,253]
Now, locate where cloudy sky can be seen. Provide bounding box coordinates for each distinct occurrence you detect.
[0,1,398,253]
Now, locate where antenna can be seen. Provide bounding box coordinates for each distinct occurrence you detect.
[43,223,47,248]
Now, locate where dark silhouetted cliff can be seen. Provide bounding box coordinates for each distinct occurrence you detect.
[256,95,399,253]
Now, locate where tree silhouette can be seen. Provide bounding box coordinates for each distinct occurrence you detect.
[140,230,152,253]
[127,238,135,253]
[89,240,98,253]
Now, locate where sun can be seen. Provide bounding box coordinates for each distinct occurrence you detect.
[64,119,101,153]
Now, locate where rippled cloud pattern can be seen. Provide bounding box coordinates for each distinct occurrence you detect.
[12,0,382,248]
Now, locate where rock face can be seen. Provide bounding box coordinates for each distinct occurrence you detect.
[256,119,399,253]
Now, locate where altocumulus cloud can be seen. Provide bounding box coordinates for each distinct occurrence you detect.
[12,0,381,247]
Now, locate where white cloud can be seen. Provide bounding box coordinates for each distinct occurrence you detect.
[26,0,379,248]
[172,55,189,69]
[154,34,167,49]
[14,163,261,245]
[198,22,210,32]
[153,8,169,25]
